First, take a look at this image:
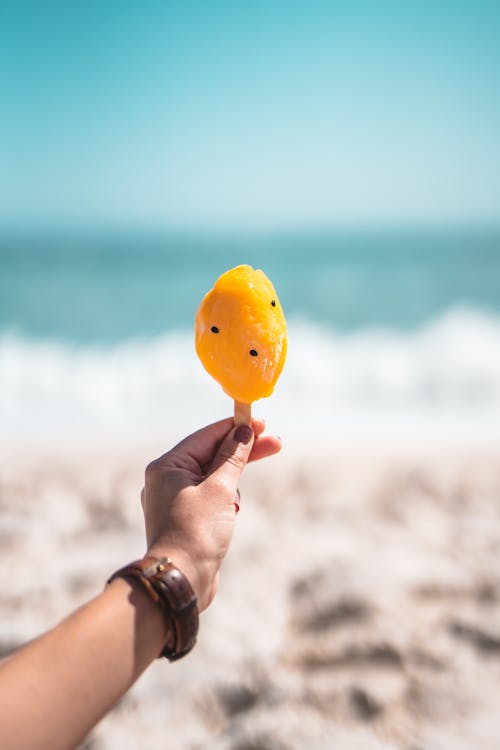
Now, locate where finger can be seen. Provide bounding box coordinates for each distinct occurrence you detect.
[206,423,255,490]
[157,417,234,468]
[158,418,265,471]
[234,487,241,514]
[248,434,282,463]
[198,418,266,477]
[251,417,266,437]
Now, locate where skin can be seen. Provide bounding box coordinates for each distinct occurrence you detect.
[0,417,281,750]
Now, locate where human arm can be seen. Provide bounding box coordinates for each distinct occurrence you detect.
[0,417,281,750]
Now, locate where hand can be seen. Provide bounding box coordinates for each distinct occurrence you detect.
[141,418,281,611]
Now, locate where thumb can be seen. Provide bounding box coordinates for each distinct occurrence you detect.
[207,423,254,491]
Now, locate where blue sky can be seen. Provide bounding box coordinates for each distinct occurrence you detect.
[1,1,499,230]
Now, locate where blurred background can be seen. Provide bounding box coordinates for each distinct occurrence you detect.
[2,4,500,750]
[1,0,500,445]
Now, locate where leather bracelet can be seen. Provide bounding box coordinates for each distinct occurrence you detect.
[107,556,199,661]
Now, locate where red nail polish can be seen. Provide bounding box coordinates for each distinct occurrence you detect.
[233,425,253,444]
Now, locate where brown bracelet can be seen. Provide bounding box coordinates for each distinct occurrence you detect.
[107,556,199,661]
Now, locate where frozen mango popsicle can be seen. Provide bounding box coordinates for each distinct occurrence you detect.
[195,265,287,424]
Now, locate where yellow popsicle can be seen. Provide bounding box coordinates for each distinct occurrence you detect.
[195,265,287,422]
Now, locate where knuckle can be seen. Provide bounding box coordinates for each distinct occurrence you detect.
[145,459,162,477]
[218,449,245,471]
[207,473,231,495]
[145,456,174,480]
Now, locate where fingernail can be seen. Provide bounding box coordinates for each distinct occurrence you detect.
[234,425,253,444]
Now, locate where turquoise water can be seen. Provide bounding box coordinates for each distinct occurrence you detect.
[2,227,500,439]
[1,228,500,344]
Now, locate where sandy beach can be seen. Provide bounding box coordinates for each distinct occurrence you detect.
[3,0,500,744]
[2,436,500,750]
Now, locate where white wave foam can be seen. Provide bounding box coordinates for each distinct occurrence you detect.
[2,307,500,444]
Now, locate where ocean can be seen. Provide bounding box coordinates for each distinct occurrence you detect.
[2,227,500,443]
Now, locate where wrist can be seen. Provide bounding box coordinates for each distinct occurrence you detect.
[147,546,213,611]
[108,575,170,639]
[108,555,199,661]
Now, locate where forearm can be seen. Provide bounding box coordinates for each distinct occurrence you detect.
[0,577,168,750]
[0,418,278,750]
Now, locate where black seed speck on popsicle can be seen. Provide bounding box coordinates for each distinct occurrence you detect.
[249,349,258,357]
[211,326,219,333]
[271,300,276,307]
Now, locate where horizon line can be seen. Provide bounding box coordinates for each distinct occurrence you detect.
[1,218,500,238]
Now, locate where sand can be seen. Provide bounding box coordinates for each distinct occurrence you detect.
[1,437,500,750]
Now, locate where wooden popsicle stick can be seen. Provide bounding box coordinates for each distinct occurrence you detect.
[234,401,251,426]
